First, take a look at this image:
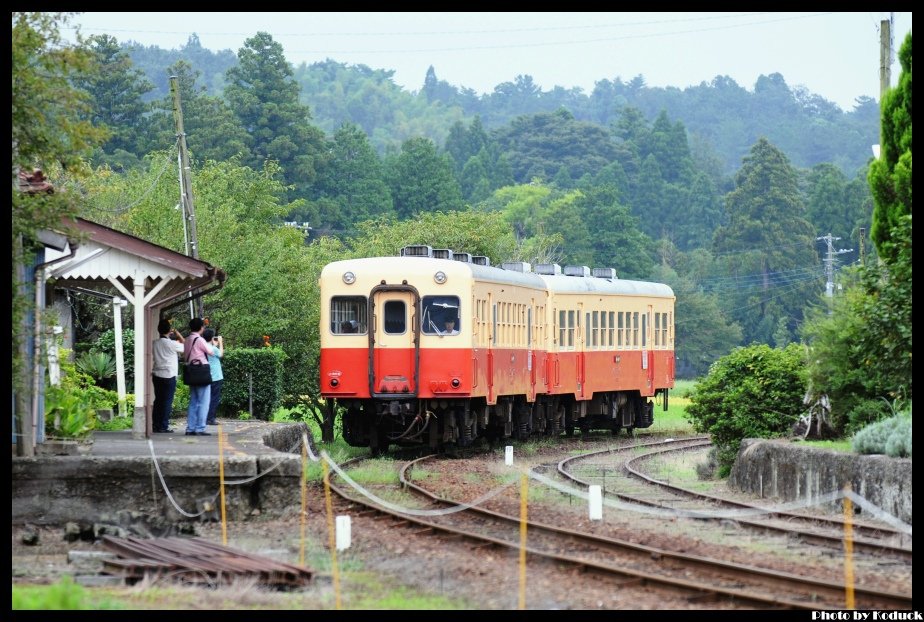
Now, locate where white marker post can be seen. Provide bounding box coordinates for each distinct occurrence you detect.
[505,445,514,466]
[335,515,351,551]
[589,485,603,521]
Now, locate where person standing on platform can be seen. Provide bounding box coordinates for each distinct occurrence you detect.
[184,318,214,436]
[152,319,184,433]
[202,328,224,426]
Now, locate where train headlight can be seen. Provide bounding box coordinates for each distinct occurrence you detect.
[434,270,447,284]
[342,271,356,285]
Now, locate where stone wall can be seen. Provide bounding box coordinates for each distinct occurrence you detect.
[11,438,306,526]
[728,439,912,523]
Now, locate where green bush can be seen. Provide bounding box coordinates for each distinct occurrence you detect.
[852,406,912,458]
[221,347,285,420]
[44,347,128,438]
[845,398,891,434]
[173,381,190,415]
[92,328,135,386]
[686,343,807,476]
[75,351,116,386]
[45,385,95,438]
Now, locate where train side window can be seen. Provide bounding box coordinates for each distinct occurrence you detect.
[592,311,599,348]
[558,310,565,347]
[567,310,575,348]
[383,300,406,334]
[655,313,660,347]
[641,312,647,348]
[633,311,639,347]
[331,296,367,334]
[617,312,624,348]
[608,311,615,347]
[421,295,461,335]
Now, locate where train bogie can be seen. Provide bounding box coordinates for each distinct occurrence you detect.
[319,248,675,450]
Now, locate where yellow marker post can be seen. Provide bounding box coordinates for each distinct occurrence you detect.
[218,424,228,546]
[518,472,528,610]
[300,436,308,567]
[843,483,855,609]
[322,458,342,610]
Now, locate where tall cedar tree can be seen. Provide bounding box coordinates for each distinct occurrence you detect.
[75,34,153,156]
[713,138,820,345]
[225,32,326,201]
[868,33,912,265]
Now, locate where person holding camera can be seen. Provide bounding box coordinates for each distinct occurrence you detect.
[184,318,215,436]
[202,328,225,426]
[152,319,184,433]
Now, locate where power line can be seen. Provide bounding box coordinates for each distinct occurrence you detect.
[66,13,834,55]
[66,13,774,39]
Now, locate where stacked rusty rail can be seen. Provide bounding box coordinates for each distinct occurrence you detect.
[100,536,313,588]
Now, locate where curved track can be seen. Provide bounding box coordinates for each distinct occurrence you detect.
[557,440,912,562]
[326,448,911,610]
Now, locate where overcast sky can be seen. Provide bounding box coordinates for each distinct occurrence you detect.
[67,12,911,112]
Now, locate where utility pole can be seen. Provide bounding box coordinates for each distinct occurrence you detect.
[879,16,893,103]
[858,227,867,264]
[170,75,204,319]
[817,234,853,310]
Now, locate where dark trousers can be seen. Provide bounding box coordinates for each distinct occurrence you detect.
[152,375,177,431]
[207,379,224,424]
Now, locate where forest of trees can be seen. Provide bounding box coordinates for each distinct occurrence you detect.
[16,20,888,388]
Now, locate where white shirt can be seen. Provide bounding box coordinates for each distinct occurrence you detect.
[152,336,184,378]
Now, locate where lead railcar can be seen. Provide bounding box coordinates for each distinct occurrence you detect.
[319,245,675,452]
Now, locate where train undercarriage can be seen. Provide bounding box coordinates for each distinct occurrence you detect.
[337,390,663,453]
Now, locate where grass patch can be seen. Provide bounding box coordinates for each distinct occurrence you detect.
[343,460,400,485]
[13,576,123,610]
[345,572,466,609]
[795,438,853,452]
[645,451,716,491]
[672,379,698,397]
[95,416,133,432]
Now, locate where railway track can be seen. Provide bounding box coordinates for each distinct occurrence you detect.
[557,439,912,562]
[326,447,911,610]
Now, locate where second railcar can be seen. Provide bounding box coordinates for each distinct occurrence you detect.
[319,246,675,451]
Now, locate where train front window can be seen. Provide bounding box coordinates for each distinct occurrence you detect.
[383,300,406,334]
[422,295,461,335]
[331,296,367,334]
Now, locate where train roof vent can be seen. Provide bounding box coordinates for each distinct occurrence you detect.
[432,248,453,260]
[564,265,591,277]
[592,267,618,279]
[452,251,472,263]
[471,255,491,266]
[535,263,562,275]
[501,261,531,273]
[401,244,433,257]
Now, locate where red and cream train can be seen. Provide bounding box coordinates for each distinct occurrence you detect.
[319,246,675,451]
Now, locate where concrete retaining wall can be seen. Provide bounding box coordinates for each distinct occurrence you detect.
[728,439,912,524]
[11,425,311,526]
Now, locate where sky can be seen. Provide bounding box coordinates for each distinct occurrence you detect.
[67,12,912,112]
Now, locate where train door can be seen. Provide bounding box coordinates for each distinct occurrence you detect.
[527,306,535,401]
[487,295,495,404]
[577,302,586,399]
[369,285,419,397]
[644,304,653,392]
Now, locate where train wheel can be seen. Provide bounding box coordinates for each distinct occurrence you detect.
[624,426,635,437]
[611,424,622,436]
